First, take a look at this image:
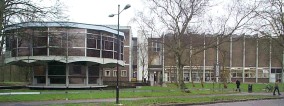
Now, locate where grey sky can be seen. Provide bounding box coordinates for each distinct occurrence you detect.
[63,0,144,26]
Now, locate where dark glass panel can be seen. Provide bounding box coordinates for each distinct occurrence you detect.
[17,37,30,47]
[68,34,85,47]
[102,51,113,58]
[70,65,85,75]
[34,31,48,37]
[49,36,62,47]
[33,48,47,56]
[48,64,66,75]
[121,42,124,53]
[18,48,30,56]
[49,48,66,56]
[114,52,118,59]
[33,37,47,47]
[104,41,113,50]
[114,42,118,52]
[49,32,67,47]
[97,40,101,49]
[12,49,17,57]
[88,66,100,76]
[34,66,45,76]
[49,77,66,84]
[87,38,97,48]
[87,49,100,57]
[35,76,46,84]
[69,77,84,84]
[88,77,98,84]
[68,48,85,56]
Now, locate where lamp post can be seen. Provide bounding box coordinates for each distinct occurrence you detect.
[109,4,131,105]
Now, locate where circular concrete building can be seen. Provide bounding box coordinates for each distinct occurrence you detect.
[4,22,126,88]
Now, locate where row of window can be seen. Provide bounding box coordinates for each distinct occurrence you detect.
[6,29,124,59]
[34,64,100,76]
[104,70,127,77]
[230,70,271,78]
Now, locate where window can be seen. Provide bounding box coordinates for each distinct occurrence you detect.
[121,70,127,77]
[113,70,117,77]
[245,70,256,78]
[88,66,100,77]
[87,49,100,57]
[68,34,85,47]
[260,69,269,78]
[87,34,98,48]
[72,65,82,75]
[34,66,45,76]
[104,70,110,77]
[150,41,160,52]
[33,36,47,47]
[102,51,113,58]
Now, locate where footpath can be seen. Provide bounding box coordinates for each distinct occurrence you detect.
[0,92,283,106]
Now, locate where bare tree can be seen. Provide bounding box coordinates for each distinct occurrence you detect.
[132,0,259,91]
[0,0,67,55]
[251,0,284,83]
[137,41,148,82]
[142,0,210,90]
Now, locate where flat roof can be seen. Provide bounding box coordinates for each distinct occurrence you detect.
[5,22,126,37]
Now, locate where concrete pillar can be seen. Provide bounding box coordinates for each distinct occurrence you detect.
[46,63,48,86]
[86,64,89,86]
[66,63,69,86]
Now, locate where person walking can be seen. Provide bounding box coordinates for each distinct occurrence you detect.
[273,79,281,95]
[236,80,241,92]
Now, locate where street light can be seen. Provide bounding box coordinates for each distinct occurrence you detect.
[109,4,131,105]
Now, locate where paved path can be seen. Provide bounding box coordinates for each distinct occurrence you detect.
[194,98,284,106]
[0,92,283,106]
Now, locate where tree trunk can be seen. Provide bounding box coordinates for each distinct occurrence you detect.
[176,55,186,90]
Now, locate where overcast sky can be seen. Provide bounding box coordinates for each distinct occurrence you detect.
[60,0,231,36]
[62,0,144,26]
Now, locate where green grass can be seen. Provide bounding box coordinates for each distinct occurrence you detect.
[0,82,27,86]
[0,82,283,102]
[49,95,280,106]
[117,95,279,106]
[184,82,284,92]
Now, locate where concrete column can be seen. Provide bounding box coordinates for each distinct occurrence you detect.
[100,32,103,58]
[46,64,48,86]
[86,64,89,86]
[66,63,69,86]
[99,65,103,85]
[129,29,133,82]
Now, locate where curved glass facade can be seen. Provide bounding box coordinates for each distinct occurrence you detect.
[6,27,124,60]
[4,22,128,87]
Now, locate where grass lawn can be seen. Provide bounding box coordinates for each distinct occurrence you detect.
[49,95,280,106]
[0,83,283,102]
